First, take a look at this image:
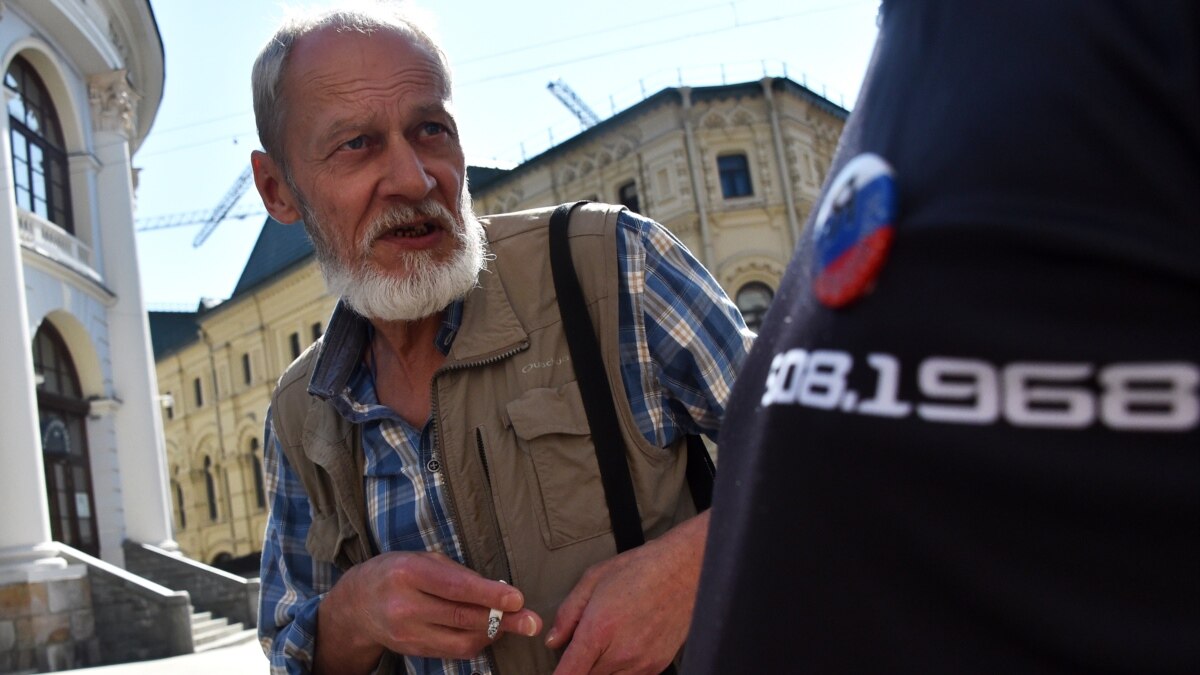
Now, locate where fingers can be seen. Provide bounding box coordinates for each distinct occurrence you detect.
[546,565,601,650]
[399,553,526,613]
[486,604,544,641]
[546,531,701,675]
[393,556,542,638]
[552,632,604,675]
[354,552,544,659]
[428,600,542,637]
[502,609,543,638]
[555,627,672,675]
[368,590,542,659]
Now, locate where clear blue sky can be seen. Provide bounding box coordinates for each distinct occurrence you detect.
[134,0,880,310]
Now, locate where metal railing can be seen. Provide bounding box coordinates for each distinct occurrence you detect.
[479,60,850,168]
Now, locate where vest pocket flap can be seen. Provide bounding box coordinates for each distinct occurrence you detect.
[505,381,590,440]
[306,510,359,568]
[504,381,610,549]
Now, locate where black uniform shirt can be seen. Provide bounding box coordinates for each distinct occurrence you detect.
[685,2,1199,672]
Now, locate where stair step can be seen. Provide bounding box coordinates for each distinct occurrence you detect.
[191,617,226,633]
[194,621,243,643]
[194,627,259,653]
[188,607,257,653]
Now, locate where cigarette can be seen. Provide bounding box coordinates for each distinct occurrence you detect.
[487,607,502,639]
[487,580,506,639]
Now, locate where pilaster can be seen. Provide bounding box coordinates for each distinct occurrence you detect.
[0,87,60,573]
[87,70,177,551]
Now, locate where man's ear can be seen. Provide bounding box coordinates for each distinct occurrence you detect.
[251,150,303,224]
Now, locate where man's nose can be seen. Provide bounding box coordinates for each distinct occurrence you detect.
[381,139,436,201]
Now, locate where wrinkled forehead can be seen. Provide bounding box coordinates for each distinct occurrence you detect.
[284,25,451,99]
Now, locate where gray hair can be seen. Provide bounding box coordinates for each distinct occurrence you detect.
[251,1,452,164]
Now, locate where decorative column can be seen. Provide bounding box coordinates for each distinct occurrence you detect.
[762,77,802,250]
[0,87,67,581]
[0,77,95,675]
[679,87,715,269]
[88,70,177,552]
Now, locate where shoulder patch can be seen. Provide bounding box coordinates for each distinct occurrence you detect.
[812,153,898,309]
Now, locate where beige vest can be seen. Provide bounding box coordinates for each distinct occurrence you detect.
[270,203,696,674]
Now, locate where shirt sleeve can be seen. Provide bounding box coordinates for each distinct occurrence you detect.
[615,210,755,446]
[258,410,342,675]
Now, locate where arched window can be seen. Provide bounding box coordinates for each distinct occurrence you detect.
[250,438,266,510]
[204,456,218,521]
[289,332,302,360]
[5,55,73,232]
[33,322,98,556]
[618,180,640,214]
[173,481,187,530]
[736,282,774,333]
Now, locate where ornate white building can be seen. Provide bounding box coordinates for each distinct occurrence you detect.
[0,1,192,670]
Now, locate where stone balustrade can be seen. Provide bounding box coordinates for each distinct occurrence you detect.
[16,209,102,284]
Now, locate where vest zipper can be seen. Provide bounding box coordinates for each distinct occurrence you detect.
[473,426,513,580]
[476,427,493,485]
[429,341,528,675]
[429,341,529,569]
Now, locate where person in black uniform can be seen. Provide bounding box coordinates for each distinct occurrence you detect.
[684,1,1199,672]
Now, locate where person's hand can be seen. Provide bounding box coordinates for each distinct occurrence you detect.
[315,551,543,673]
[546,513,709,674]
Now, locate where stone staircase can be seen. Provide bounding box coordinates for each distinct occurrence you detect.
[191,609,258,653]
[121,542,261,658]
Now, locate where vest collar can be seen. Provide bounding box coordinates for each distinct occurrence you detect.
[445,264,529,364]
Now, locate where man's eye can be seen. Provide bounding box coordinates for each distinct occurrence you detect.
[420,122,449,137]
[341,135,368,150]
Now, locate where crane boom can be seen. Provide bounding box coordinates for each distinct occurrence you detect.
[547,79,601,129]
[136,207,265,232]
[192,165,254,247]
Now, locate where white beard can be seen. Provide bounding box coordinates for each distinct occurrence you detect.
[298,190,487,322]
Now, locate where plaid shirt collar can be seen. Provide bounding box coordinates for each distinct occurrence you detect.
[307,299,464,402]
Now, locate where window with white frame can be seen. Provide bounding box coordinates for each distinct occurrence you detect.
[5,56,73,232]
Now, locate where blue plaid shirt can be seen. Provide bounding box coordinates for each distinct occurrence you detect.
[259,211,754,674]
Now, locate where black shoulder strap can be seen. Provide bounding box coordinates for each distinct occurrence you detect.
[550,201,646,552]
[548,202,715,553]
[685,435,715,512]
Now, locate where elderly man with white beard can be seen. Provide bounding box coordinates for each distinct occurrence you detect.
[249,4,753,675]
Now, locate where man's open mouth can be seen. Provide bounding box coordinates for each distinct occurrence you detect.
[385,221,438,239]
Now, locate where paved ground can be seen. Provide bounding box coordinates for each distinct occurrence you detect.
[67,639,267,674]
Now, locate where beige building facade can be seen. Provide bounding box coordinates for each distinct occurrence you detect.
[150,76,847,566]
[152,252,335,566]
[473,77,845,326]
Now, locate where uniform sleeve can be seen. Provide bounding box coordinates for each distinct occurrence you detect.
[615,210,755,446]
[258,410,342,675]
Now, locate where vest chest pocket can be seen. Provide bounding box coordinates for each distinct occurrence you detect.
[505,381,611,549]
